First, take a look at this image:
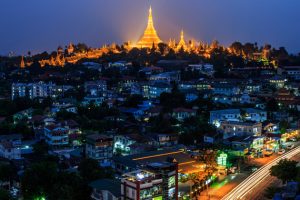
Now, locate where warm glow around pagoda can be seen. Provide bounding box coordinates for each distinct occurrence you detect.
[137,6,162,48]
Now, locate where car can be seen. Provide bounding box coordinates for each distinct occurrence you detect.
[286,144,295,149]
[290,137,297,142]
[278,149,285,155]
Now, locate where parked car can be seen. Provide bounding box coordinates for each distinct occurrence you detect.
[289,137,297,142]
[278,149,285,155]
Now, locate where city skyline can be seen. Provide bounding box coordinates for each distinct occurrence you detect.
[1,0,300,55]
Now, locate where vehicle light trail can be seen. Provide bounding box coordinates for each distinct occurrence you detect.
[221,146,300,200]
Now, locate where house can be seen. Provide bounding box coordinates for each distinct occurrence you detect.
[113,134,153,155]
[228,136,265,153]
[149,71,181,83]
[139,66,163,77]
[210,109,241,126]
[278,66,300,80]
[220,121,262,139]
[149,133,178,147]
[210,108,267,126]
[44,125,69,147]
[89,179,121,200]
[172,107,197,121]
[212,83,240,96]
[119,107,145,120]
[186,63,214,76]
[82,95,105,106]
[86,134,113,167]
[84,80,107,96]
[244,83,261,93]
[0,134,22,160]
[243,108,267,122]
[269,75,287,88]
[142,81,172,99]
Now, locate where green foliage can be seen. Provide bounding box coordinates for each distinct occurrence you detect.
[179,116,216,145]
[266,98,279,112]
[123,94,144,108]
[159,90,186,112]
[279,120,289,134]
[78,158,114,182]
[32,140,49,157]
[0,189,11,200]
[21,161,91,200]
[270,159,298,184]
[264,186,281,199]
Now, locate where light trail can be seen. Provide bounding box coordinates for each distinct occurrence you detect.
[221,146,300,200]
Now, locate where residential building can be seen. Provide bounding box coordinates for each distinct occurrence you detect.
[149,71,181,83]
[172,107,197,121]
[278,66,300,80]
[220,121,262,139]
[84,80,107,96]
[0,134,22,160]
[212,83,240,96]
[86,134,113,166]
[44,125,69,147]
[11,82,71,100]
[210,108,267,126]
[142,82,172,99]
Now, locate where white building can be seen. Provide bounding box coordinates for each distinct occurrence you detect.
[86,134,113,166]
[11,82,72,100]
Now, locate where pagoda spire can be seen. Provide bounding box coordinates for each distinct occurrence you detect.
[177,29,187,51]
[20,56,25,68]
[137,6,162,48]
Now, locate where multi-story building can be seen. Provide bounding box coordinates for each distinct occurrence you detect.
[220,121,262,139]
[278,66,300,80]
[11,82,71,100]
[84,80,107,96]
[121,162,178,200]
[142,82,172,99]
[44,125,69,147]
[86,134,113,166]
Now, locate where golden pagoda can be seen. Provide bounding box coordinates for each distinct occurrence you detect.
[20,56,25,68]
[177,30,187,51]
[137,6,162,48]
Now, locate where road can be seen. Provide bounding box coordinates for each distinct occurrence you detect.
[221,146,300,200]
[243,152,300,200]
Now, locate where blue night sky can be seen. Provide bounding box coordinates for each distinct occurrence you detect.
[1,0,300,55]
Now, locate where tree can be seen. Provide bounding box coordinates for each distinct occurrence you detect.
[21,162,57,200]
[264,186,281,199]
[270,159,298,184]
[32,140,49,156]
[0,189,11,200]
[266,98,279,112]
[78,158,114,182]
[21,161,91,200]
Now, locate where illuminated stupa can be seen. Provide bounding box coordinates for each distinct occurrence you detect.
[177,30,187,51]
[137,6,162,48]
